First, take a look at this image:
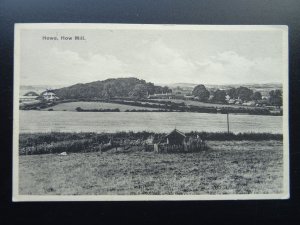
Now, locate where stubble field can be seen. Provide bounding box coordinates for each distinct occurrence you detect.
[18,140,283,195]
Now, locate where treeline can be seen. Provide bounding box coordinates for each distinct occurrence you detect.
[192,84,282,106]
[111,99,185,110]
[20,101,58,110]
[109,99,280,115]
[75,107,120,112]
[124,109,175,112]
[52,77,172,100]
[19,131,283,155]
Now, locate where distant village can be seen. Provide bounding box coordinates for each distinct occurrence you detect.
[148,92,269,107]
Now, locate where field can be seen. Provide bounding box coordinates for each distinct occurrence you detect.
[19,140,283,195]
[20,111,283,133]
[42,101,160,111]
[154,98,261,109]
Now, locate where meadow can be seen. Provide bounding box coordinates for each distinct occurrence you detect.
[19,111,283,134]
[18,140,283,195]
[154,98,258,109]
[42,101,159,112]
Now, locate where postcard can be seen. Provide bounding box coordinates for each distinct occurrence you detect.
[13,24,289,201]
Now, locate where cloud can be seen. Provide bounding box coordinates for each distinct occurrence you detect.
[21,42,282,86]
[129,39,200,83]
[193,51,282,84]
[21,48,130,86]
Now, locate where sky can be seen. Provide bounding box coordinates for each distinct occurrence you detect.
[19,26,286,87]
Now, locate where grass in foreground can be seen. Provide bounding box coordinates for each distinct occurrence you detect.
[19,140,283,195]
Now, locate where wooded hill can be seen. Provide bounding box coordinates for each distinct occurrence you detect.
[52,78,171,99]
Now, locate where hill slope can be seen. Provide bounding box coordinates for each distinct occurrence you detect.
[53,77,171,99]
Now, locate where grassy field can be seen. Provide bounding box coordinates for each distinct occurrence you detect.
[19,140,283,195]
[154,98,263,109]
[43,101,161,111]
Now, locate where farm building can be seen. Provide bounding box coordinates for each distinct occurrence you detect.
[165,128,186,145]
[146,129,206,153]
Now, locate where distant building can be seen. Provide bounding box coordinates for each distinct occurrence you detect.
[184,95,195,100]
[20,91,39,103]
[208,95,214,101]
[147,92,187,100]
[235,99,243,105]
[228,99,236,104]
[225,95,231,101]
[148,93,173,99]
[242,101,256,106]
[42,91,59,101]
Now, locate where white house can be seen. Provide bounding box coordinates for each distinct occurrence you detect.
[42,91,59,101]
[19,91,40,104]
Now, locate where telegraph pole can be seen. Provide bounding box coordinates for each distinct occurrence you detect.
[227,112,230,134]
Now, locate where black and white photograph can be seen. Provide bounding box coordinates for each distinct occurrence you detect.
[13,24,289,201]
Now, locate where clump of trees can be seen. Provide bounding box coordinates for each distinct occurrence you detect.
[192,84,282,107]
[211,89,227,103]
[192,84,210,102]
[226,87,254,101]
[269,90,282,107]
[251,91,262,101]
[129,84,148,99]
[53,78,172,100]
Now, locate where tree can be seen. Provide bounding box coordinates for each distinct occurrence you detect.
[269,89,282,107]
[162,86,172,93]
[146,82,156,95]
[212,89,226,103]
[102,83,117,99]
[129,84,148,99]
[251,91,262,101]
[227,88,237,99]
[154,85,172,94]
[235,86,253,101]
[192,84,210,102]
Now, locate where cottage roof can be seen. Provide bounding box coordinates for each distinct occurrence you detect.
[165,128,186,138]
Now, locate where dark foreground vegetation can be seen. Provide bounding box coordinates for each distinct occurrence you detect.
[19,140,283,195]
[19,132,283,155]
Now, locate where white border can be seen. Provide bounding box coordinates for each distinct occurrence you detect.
[13,23,289,202]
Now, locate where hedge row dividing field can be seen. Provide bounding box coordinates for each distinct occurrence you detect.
[19,132,283,155]
[22,98,281,115]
